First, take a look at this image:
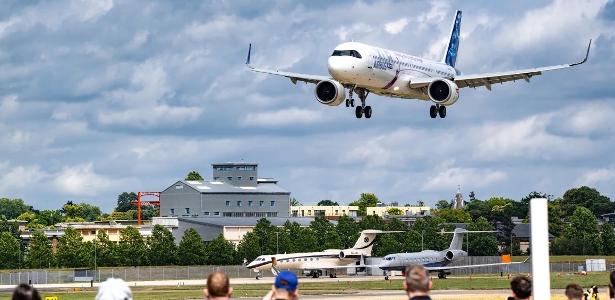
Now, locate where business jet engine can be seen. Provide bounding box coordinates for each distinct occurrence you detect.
[315,80,346,106]
[443,250,465,262]
[338,250,361,259]
[427,79,459,106]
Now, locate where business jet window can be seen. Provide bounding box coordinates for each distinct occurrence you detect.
[331,50,362,58]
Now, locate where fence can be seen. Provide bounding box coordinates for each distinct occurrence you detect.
[1,258,612,285]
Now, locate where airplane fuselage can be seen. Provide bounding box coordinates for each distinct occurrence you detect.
[379,249,468,271]
[246,250,360,272]
[327,42,457,101]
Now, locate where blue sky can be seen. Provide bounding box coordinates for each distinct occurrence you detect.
[0,0,613,211]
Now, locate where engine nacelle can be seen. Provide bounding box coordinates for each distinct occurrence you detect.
[315,80,345,106]
[427,79,459,106]
[443,250,465,262]
[338,250,361,259]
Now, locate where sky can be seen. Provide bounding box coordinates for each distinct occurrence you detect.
[0,0,614,211]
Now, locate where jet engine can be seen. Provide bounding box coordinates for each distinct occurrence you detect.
[315,80,345,106]
[443,250,466,262]
[427,79,459,106]
[338,250,361,259]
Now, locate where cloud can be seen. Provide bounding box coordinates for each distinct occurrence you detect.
[0,95,18,116]
[53,163,116,196]
[384,18,408,35]
[422,166,507,192]
[241,107,327,127]
[0,163,47,191]
[577,168,615,186]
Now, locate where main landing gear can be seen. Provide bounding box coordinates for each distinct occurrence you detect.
[437,271,449,279]
[348,88,372,119]
[429,104,447,119]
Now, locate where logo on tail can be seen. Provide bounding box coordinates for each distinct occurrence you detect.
[444,10,462,68]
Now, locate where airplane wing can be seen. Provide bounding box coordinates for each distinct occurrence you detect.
[409,40,591,90]
[246,44,330,85]
[424,260,527,272]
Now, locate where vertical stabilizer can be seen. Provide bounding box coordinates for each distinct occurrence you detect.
[442,10,462,68]
[352,230,402,255]
[448,228,465,250]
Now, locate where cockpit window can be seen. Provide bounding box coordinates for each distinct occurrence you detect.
[385,256,395,261]
[331,50,362,59]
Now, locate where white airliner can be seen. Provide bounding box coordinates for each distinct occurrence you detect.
[246,230,400,279]
[246,10,591,119]
[378,228,525,280]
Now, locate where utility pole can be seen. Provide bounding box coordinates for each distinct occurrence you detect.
[421,230,424,251]
[276,231,280,254]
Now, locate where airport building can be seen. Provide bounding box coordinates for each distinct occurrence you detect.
[160,162,291,218]
[290,205,359,218]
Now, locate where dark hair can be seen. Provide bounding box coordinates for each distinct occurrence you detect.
[12,284,41,300]
[510,275,532,299]
[565,283,584,300]
[610,270,615,299]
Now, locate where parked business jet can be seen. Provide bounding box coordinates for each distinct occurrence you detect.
[246,229,400,279]
[246,10,591,119]
[378,228,525,280]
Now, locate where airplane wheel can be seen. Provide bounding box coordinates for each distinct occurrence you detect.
[329,273,334,278]
[429,105,438,118]
[350,99,355,107]
[313,272,320,278]
[364,106,372,119]
[355,106,363,118]
[438,105,447,118]
[345,99,350,107]
[256,275,261,280]
[384,276,389,281]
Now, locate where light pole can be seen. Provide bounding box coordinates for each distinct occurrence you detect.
[276,232,280,254]
[421,230,424,251]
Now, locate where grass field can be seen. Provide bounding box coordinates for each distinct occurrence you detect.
[0,272,610,300]
[511,255,615,263]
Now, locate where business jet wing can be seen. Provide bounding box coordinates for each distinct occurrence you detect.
[246,44,330,84]
[409,40,591,90]
[425,259,528,272]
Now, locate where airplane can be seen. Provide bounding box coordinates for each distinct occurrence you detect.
[246,229,400,279]
[378,228,525,280]
[246,10,591,119]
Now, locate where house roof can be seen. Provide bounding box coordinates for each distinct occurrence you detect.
[163,179,290,194]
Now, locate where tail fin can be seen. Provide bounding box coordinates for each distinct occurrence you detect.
[352,230,402,255]
[444,228,496,250]
[442,10,462,68]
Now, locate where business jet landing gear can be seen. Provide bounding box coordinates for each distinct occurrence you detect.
[329,271,337,278]
[430,105,447,119]
[255,271,263,280]
[354,89,372,119]
[437,271,449,279]
[383,271,391,280]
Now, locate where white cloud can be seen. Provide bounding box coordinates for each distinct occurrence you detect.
[0,163,47,190]
[384,18,408,35]
[53,163,115,196]
[241,107,327,127]
[577,168,615,186]
[0,95,18,116]
[335,22,373,41]
[422,166,507,191]
[98,105,203,128]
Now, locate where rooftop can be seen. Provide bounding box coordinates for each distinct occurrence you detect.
[178,217,320,227]
[164,179,289,194]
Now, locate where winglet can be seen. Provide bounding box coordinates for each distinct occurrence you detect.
[246,43,252,66]
[570,39,591,67]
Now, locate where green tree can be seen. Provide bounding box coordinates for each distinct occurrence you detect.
[412,216,448,251]
[118,226,148,266]
[62,202,102,222]
[116,192,137,212]
[94,231,118,267]
[0,231,20,269]
[358,215,386,231]
[141,206,159,221]
[601,223,615,255]
[205,234,238,265]
[148,225,177,265]
[336,216,360,249]
[25,230,54,268]
[512,191,548,219]
[178,228,206,265]
[56,227,86,267]
[466,217,498,256]
[373,219,409,256]
[0,216,19,237]
[349,193,380,216]
[548,199,566,237]
[552,207,602,255]
[386,208,404,215]
[237,231,261,262]
[0,198,32,219]
[37,210,64,226]
[435,200,452,210]
[310,217,341,250]
[185,171,204,181]
[317,200,339,206]
[433,208,471,223]
[289,197,301,206]
[561,186,614,217]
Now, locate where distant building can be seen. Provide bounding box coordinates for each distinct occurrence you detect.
[154,216,315,245]
[367,205,430,217]
[451,186,465,209]
[160,162,291,218]
[290,205,359,219]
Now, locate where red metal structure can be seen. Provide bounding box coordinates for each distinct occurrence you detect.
[131,192,160,225]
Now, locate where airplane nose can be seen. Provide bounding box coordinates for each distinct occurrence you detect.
[328,57,349,79]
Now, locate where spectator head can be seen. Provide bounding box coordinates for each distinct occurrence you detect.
[565,283,583,300]
[510,275,532,300]
[610,270,615,299]
[272,271,299,300]
[12,284,41,300]
[95,278,132,300]
[205,271,232,299]
[404,265,432,296]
